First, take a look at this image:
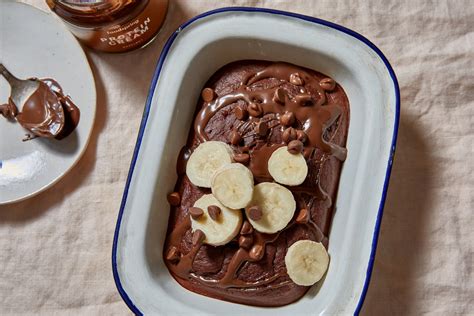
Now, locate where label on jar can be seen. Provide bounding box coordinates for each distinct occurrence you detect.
[100,16,152,48]
[67,0,168,53]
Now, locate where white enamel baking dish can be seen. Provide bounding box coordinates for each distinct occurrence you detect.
[112,7,400,315]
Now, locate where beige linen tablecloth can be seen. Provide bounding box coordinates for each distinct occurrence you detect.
[1,1,473,315]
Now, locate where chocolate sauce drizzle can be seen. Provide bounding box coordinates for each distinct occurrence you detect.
[168,206,326,290]
[194,62,347,161]
[166,62,347,295]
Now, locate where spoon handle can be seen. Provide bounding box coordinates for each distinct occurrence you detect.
[0,63,21,87]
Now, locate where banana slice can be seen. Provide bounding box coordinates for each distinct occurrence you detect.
[268,146,308,186]
[285,240,329,286]
[211,163,254,209]
[245,182,295,234]
[186,141,234,188]
[191,194,242,246]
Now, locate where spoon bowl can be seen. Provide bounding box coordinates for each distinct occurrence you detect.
[0,63,40,108]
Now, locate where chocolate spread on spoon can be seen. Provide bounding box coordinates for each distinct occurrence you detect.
[164,61,350,307]
[0,78,80,141]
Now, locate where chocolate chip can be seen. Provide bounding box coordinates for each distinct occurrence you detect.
[296,130,308,143]
[0,103,17,118]
[282,127,297,144]
[0,106,6,117]
[165,246,180,263]
[280,111,295,127]
[230,130,242,145]
[252,97,263,104]
[240,221,254,235]
[249,244,264,260]
[201,87,215,102]
[167,192,181,206]
[239,235,253,250]
[192,229,206,245]
[273,87,286,103]
[296,208,309,224]
[189,207,204,220]
[208,205,221,221]
[234,153,250,164]
[287,140,304,154]
[248,205,263,221]
[289,73,304,86]
[234,106,248,120]
[248,102,263,117]
[256,121,268,137]
[320,78,336,91]
[295,94,313,106]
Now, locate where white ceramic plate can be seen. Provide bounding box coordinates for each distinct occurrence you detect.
[113,7,399,315]
[0,1,96,204]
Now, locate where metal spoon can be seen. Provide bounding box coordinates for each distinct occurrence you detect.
[0,63,40,108]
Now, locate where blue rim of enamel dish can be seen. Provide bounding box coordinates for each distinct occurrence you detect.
[112,7,400,316]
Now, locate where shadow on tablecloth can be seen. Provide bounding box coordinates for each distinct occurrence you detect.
[362,113,434,315]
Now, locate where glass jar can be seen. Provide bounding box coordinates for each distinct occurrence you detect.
[46,0,169,53]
